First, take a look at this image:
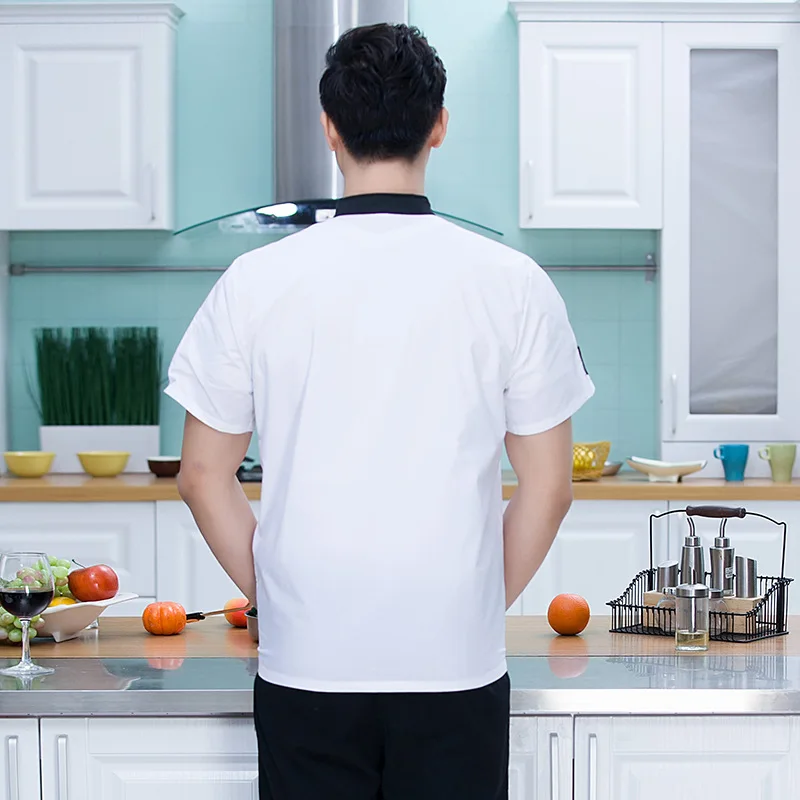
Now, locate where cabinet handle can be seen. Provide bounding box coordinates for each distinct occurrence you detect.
[524,160,534,222]
[146,163,156,222]
[587,733,597,800]
[56,735,68,800]
[549,732,559,800]
[6,736,19,800]
[670,373,678,436]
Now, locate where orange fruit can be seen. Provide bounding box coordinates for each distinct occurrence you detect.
[547,594,590,636]
[224,598,250,628]
[49,597,77,607]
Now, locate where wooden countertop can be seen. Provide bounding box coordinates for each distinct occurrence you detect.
[22,616,800,660]
[1,472,800,502]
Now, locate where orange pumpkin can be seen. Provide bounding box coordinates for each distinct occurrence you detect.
[142,601,187,636]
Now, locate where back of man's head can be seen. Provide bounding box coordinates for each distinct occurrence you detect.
[319,23,447,163]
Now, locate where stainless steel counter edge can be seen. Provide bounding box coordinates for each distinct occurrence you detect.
[5,689,800,717]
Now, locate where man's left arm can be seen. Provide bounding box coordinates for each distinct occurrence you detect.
[177,413,257,606]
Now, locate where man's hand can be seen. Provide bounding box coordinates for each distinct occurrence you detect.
[503,419,574,608]
[177,413,258,606]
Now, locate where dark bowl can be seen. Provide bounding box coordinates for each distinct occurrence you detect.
[147,457,181,478]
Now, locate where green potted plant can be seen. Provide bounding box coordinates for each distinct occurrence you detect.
[35,327,162,473]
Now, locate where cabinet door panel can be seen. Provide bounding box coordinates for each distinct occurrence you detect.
[0,503,155,597]
[156,502,260,610]
[661,23,800,450]
[575,716,799,800]
[510,717,572,800]
[41,718,258,800]
[521,502,667,616]
[0,719,40,800]
[0,21,174,230]
[519,22,662,228]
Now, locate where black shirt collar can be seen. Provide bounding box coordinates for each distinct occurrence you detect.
[335,193,433,217]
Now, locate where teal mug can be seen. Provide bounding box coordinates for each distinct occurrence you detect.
[714,444,749,482]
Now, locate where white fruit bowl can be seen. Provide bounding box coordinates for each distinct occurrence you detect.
[38,593,139,642]
[627,457,707,483]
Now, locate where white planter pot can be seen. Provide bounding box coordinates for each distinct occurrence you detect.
[39,426,160,474]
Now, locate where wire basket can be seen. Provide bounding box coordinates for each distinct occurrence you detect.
[572,441,611,482]
[608,506,793,643]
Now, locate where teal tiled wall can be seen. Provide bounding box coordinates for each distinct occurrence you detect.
[6,0,659,463]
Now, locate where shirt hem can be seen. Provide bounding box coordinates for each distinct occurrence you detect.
[506,378,596,437]
[256,660,508,694]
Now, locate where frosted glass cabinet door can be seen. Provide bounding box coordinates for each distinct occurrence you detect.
[661,24,800,447]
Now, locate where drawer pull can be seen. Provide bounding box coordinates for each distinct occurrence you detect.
[6,736,19,800]
[57,735,68,800]
[549,731,559,800]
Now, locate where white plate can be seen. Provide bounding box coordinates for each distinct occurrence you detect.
[627,457,707,483]
[39,592,139,642]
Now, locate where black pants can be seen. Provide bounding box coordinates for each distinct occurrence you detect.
[254,673,510,800]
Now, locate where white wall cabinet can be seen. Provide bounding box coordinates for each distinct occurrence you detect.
[0,720,40,800]
[0,503,156,615]
[660,22,800,468]
[512,501,667,616]
[40,718,258,800]
[515,20,663,229]
[156,501,260,611]
[510,717,573,800]
[0,3,182,231]
[574,716,800,799]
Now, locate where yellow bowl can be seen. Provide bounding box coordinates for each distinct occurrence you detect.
[77,451,130,478]
[3,451,55,478]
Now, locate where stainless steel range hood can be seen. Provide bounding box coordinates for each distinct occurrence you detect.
[175,0,500,237]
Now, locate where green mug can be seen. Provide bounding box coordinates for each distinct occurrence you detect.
[759,444,797,483]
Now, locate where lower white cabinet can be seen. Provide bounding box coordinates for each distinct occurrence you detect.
[0,503,155,615]
[40,718,258,800]
[514,501,668,616]
[0,719,40,800]
[574,716,800,799]
[156,502,260,611]
[510,717,572,800]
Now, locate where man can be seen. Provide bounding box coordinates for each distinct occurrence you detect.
[166,23,594,800]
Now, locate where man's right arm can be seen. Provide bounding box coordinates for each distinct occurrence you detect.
[503,419,574,609]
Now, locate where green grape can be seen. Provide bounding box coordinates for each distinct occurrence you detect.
[28,629,37,640]
[48,556,58,566]
[0,613,13,626]
[0,628,7,641]
[57,560,72,570]
[12,618,22,630]
[55,577,68,587]
[31,615,41,625]
[7,628,22,644]
[17,567,35,580]
[34,618,46,630]
[51,566,69,580]
[7,579,24,588]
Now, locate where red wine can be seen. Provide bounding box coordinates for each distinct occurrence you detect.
[0,589,54,618]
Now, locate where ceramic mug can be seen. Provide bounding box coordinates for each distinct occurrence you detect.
[714,444,749,482]
[759,444,796,483]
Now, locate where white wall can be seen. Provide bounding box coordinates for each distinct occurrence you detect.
[0,231,8,456]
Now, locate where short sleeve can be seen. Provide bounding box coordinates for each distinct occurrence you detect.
[164,262,255,435]
[505,268,595,436]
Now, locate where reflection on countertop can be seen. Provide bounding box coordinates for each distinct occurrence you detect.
[3,654,800,717]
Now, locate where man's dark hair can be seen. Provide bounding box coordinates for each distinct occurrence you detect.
[319,23,447,162]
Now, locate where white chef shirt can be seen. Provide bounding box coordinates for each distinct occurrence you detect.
[166,193,594,692]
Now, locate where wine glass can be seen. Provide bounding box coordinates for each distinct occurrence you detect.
[0,552,56,677]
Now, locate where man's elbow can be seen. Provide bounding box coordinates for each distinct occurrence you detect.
[177,465,209,503]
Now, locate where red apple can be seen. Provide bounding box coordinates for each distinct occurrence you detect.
[224,597,250,628]
[68,564,119,602]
